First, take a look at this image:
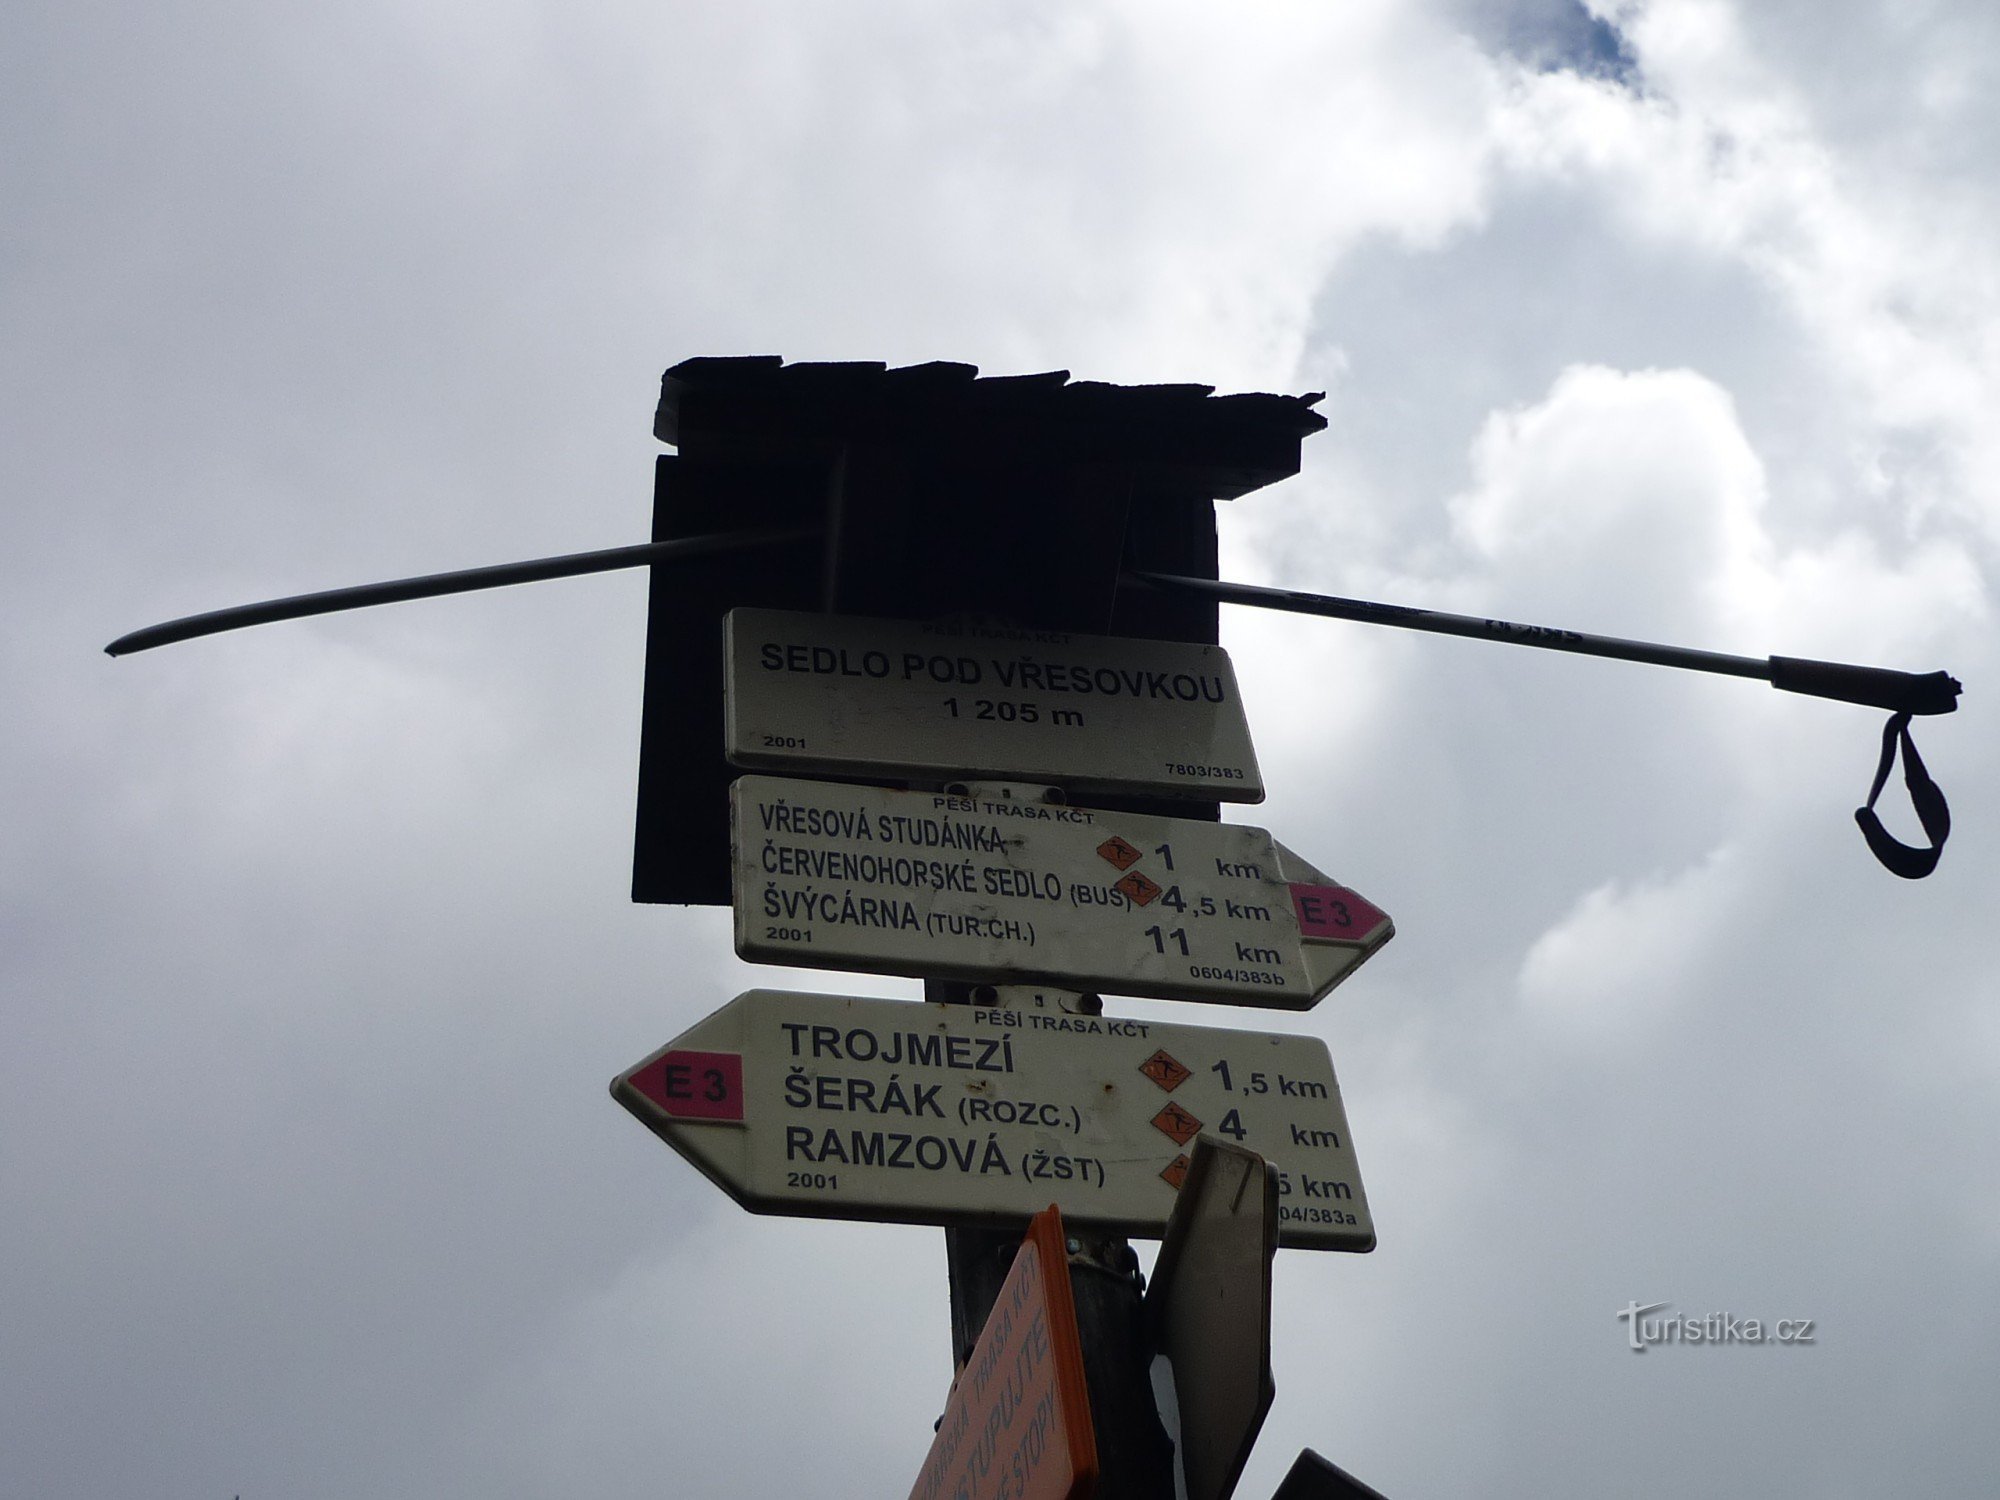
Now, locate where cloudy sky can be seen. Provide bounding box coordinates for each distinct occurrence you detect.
[7,1,1997,1495]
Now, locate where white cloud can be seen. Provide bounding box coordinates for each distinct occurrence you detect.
[1491,5,2000,544]
[1515,843,1747,1038]
[1449,363,1770,632]
[592,0,1514,388]
[441,1215,945,1496]
[1720,528,1986,668]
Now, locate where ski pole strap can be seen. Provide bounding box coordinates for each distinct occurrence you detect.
[1856,712,1951,878]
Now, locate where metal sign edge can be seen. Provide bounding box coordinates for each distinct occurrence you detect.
[1145,1139,1279,1500]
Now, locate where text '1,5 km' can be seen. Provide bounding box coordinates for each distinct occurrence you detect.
[732,775,1392,1009]
[612,989,1374,1251]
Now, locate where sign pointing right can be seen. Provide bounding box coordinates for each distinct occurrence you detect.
[733,775,1393,1009]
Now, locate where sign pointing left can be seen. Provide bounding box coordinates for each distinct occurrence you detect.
[612,988,1374,1250]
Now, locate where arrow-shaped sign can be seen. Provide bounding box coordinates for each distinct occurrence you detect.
[732,775,1392,1009]
[612,988,1374,1251]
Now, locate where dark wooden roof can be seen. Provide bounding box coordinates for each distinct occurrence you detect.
[654,356,1327,501]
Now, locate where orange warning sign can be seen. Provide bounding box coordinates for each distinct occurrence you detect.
[1113,870,1162,907]
[1138,1050,1192,1092]
[1096,836,1143,871]
[1160,1154,1193,1190]
[906,1207,1097,1500]
[1152,1101,1203,1147]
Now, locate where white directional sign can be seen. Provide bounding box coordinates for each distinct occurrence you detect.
[612,988,1374,1251]
[724,607,1264,801]
[733,775,1392,1009]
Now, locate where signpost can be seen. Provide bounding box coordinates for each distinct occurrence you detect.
[116,357,1403,1497]
[731,775,1392,1009]
[1146,1140,1279,1500]
[611,988,1374,1250]
[126,353,1963,1496]
[725,607,1266,802]
[906,1206,1098,1500]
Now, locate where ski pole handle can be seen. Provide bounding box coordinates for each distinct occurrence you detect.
[1768,657,1961,715]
